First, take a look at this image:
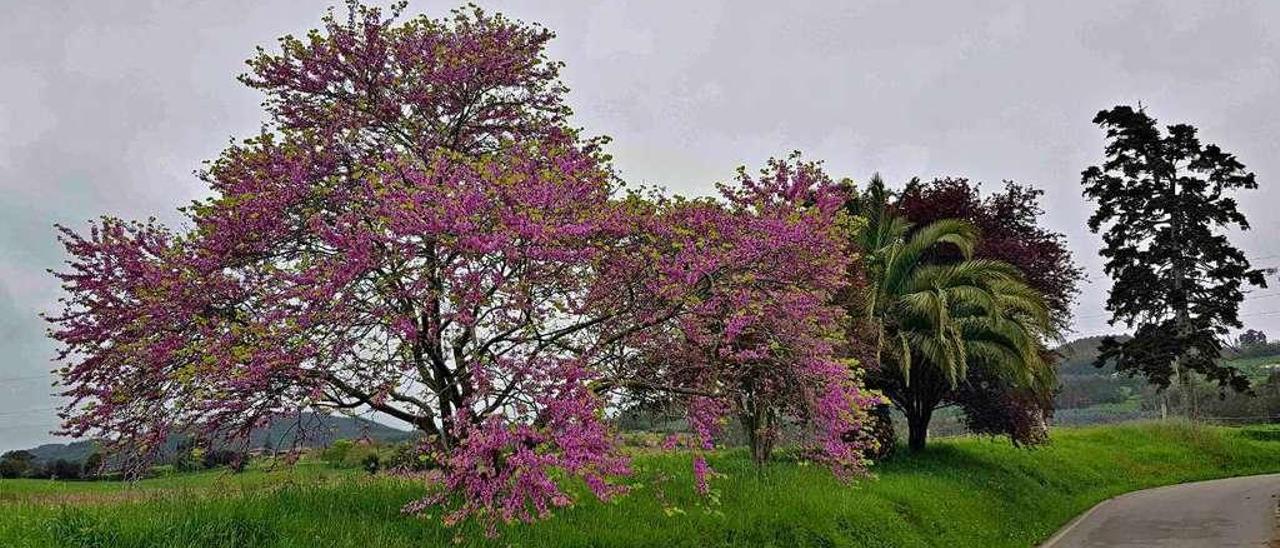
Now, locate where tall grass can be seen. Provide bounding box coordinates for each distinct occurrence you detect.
[2,421,1278,547]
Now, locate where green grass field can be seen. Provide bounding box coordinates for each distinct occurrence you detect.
[2,421,1279,547]
[1227,354,1280,381]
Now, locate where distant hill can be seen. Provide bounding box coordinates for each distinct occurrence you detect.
[1050,334,1280,417]
[14,413,413,465]
[1053,335,1131,376]
[240,412,415,448]
[1052,335,1142,411]
[25,439,98,465]
[1053,334,1280,377]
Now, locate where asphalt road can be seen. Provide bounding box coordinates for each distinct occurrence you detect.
[1042,474,1280,547]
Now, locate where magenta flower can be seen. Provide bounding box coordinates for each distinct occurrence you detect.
[45,3,881,535]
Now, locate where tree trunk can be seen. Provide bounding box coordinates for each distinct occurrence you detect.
[866,403,897,458]
[1168,164,1197,420]
[749,427,774,468]
[742,403,776,467]
[906,406,933,452]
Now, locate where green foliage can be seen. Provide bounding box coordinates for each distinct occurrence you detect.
[319,440,356,467]
[1082,104,1267,393]
[1238,329,1268,348]
[318,439,401,471]
[849,177,1056,450]
[1054,335,1127,376]
[170,441,203,474]
[0,451,36,479]
[201,450,247,473]
[2,424,1278,547]
[386,442,436,472]
[1192,370,1280,419]
[361,453,381,475]
[1057,375,1139,409]
[39,459,84,481]
[1054,338,1280,422]
[81,453,105,479]
[1225,354,1280,381]
[1229,340,1280,361]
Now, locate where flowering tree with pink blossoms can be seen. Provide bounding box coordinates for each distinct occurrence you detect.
[616,158,881,481]
[47,2,878,534]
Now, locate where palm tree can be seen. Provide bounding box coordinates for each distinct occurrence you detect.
[849,177,1056,451]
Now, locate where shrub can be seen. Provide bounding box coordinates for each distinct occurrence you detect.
[0,450,36,478]
[201,449,248,472]
[361,453,381,475]
[42,459,83,480]
[319,440,355,468]
[388,441,437,472]
[82,452,105,478]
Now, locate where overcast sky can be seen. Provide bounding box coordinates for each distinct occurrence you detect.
[2,1,1278,451]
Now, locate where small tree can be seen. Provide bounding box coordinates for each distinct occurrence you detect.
[82,452,105,478]
[172,442,203,473]
[0,450,36,478]
[621,156,880,472]
[362,453,382,475]
[1239,329,1268,348]
[1082,105,1267,412]
[320,440,355,468]
[201,449,247,471]
[45,459,82,480]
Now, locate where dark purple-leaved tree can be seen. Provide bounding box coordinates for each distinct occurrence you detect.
[847,176,1064,451]
[897,177,1082,446]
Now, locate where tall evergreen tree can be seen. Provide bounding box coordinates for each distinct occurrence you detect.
[1082,105,1267,404]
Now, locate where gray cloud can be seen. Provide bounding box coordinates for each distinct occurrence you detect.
[2,0,1277,450]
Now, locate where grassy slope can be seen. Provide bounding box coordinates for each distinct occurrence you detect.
[2,422,1279,547]
[1228,354,1280,381]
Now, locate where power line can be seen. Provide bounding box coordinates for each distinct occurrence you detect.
[1079,309,1280,322]
[1074,312,1110,320]
[0,374,54,384]
[0,423,56,431]
[1074,293,1280,322]
[0,406,58,417]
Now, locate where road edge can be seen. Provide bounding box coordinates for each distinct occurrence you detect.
[1038,496,1114,547]
[1039,474,1280,547]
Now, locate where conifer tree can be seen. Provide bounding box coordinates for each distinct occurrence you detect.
[1082,105,1267,412]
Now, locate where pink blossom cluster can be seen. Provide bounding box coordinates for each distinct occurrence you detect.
[46,2,881,534]
[622,157,883,482]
